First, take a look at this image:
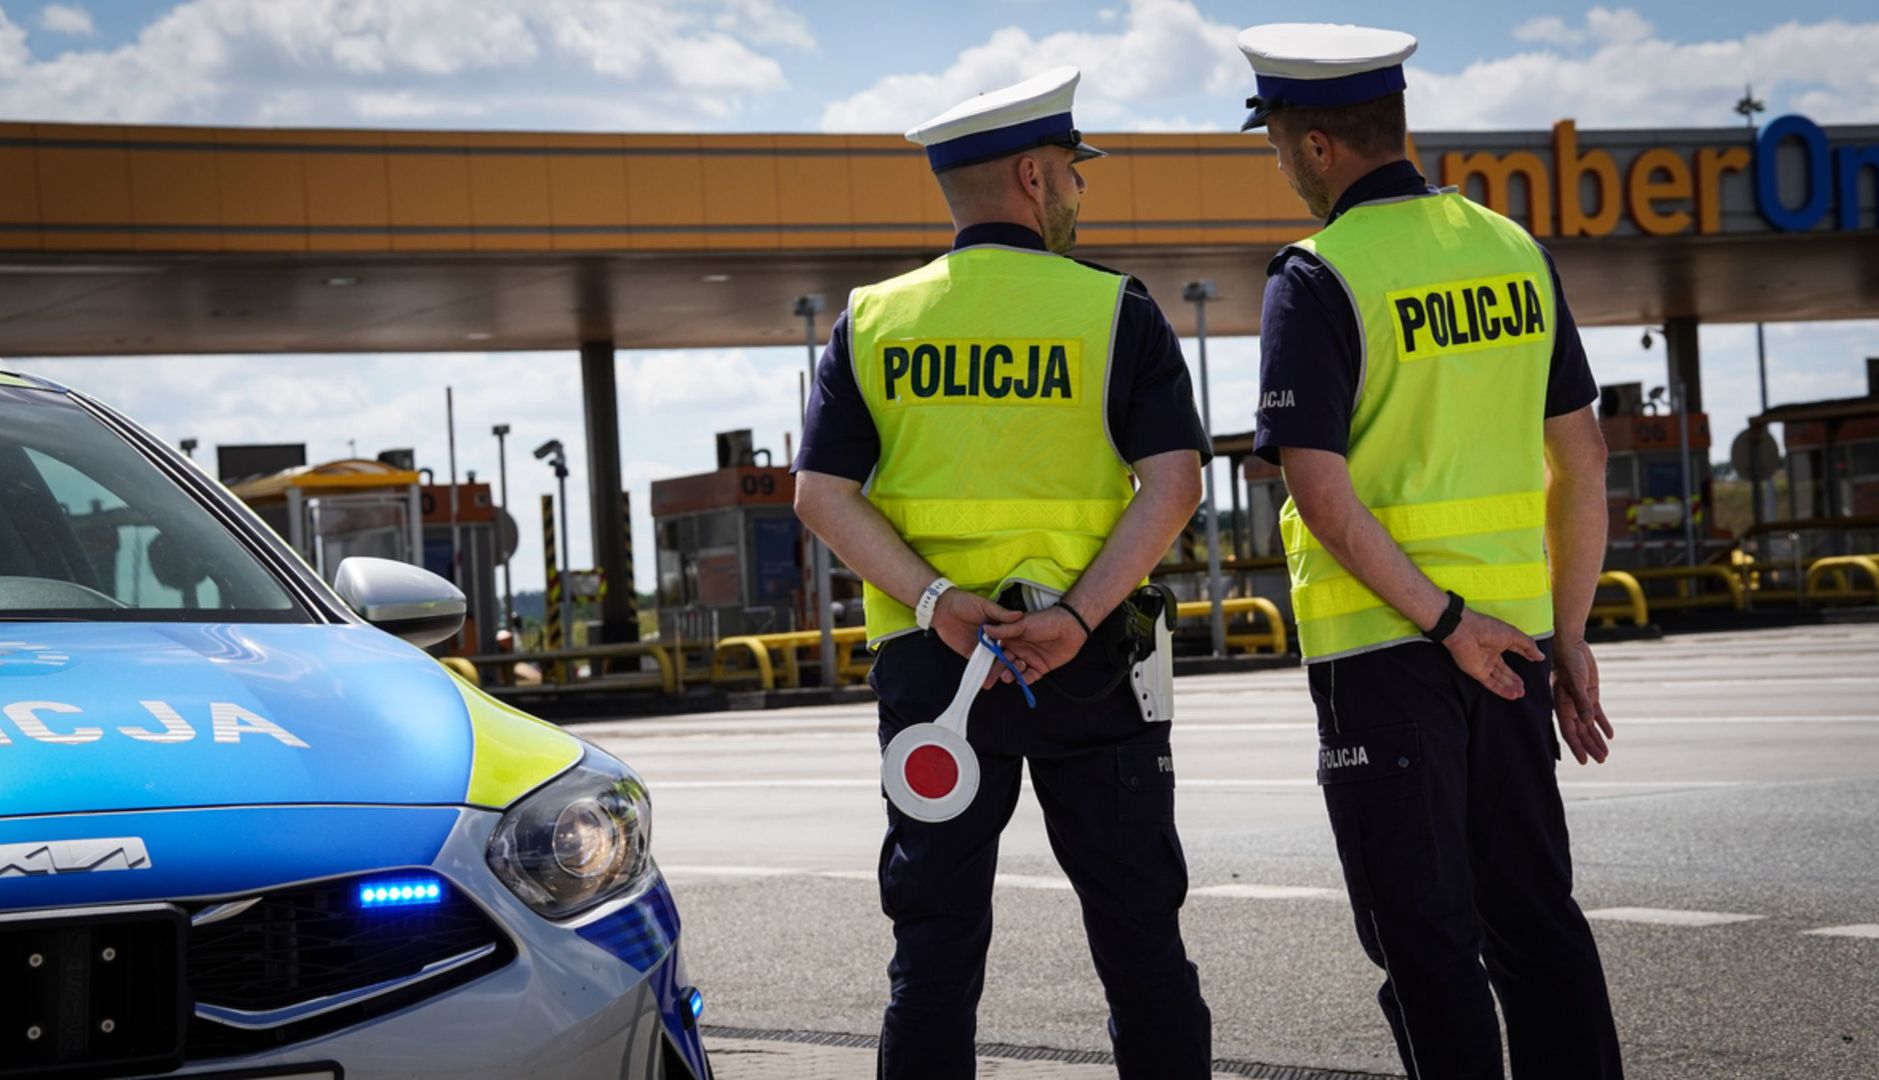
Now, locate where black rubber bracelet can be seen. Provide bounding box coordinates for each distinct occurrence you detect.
[1057,600,1094,638]
[1423,591,1466,644]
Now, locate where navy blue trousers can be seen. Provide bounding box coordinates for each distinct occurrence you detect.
[1310,640,1623,1080]
[870,628,1211,1079]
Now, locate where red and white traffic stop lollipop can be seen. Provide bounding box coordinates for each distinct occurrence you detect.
[882,631,1032,823]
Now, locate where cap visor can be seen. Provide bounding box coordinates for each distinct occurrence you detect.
[1240,100,1275,131]
[1071,140,1106,163]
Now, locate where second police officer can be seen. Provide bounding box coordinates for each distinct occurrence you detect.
[1236,22,1625,1080]
[793,68,1215,1079]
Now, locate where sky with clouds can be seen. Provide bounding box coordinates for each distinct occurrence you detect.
[7,0,1879,596]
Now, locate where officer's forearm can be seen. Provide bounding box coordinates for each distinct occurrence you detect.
[1282,448,1450,632]
[1543,407,1610,639]
[1063,450,1203,626]
[793,471,939,609]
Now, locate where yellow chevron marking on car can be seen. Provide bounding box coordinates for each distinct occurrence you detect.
[449,670,584,809]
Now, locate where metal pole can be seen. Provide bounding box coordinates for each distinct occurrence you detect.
[1675,379,1697,567]
[1185,281,1226,657]
[796,295,838,690]
[1755,322,1779,523]
[493,424,513,636]
[446,388,460,585]
[557,468,575,647]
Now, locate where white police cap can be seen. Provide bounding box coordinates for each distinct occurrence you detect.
[905,66,1106,173]
[1236,23,1418,131]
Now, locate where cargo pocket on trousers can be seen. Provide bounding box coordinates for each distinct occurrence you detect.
[1320,723,1432,909]
[1117,744,1176,824]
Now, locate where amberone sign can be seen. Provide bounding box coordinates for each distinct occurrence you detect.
[1416,114,1878,239]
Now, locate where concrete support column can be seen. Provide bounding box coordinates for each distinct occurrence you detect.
[580,340,639,644]
[1664,316,1702,413]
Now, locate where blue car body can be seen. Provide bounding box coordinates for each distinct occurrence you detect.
[0,372,708,1080]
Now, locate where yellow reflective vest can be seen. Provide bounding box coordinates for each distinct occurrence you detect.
[1279,192,1556,661]
[851,245,1134,646]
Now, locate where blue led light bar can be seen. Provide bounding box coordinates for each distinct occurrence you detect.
[357,877,446,909]
[686,987,704,1020]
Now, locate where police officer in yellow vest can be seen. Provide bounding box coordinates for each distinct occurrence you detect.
[1238,24,1624,1079]
[794,67,1214,1079]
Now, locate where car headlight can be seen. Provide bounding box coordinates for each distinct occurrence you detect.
[485,749,653,919]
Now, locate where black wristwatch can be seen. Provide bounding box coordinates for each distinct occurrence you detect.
[1423,591,1466,644]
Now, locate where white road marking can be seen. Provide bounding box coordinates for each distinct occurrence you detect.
[1802,924,1879,939]
[664,866,1879,941]
[652,777,1750,791]
[1584,907,1766,927]
[994,874,1076,891]
[1191,883,1343,901]
[658,864,804,878]
[603,715,1879,743]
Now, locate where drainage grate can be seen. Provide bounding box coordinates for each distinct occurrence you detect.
[698,1025,1405,1080]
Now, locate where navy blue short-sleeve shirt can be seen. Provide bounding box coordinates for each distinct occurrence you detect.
[795,223,1212,481]
[1252,161,1599,467]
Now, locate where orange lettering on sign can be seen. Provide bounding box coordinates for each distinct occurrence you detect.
[1555,120,1621,237]
[1441,150,1554,238]
[1628,148,1695,236]
[1696,147,1751,235]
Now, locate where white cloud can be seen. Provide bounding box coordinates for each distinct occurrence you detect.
[38,3,95,37]
[1584,7,1654,45]
[1417,12,1879,129]
[21,345,809,597]
[819,0,1243,133]
[1511,16,1582,46]
[0,0,812,129]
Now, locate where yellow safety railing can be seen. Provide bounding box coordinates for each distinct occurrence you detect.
[1625,565,1745,611]
[711,628,871,691]
[1591,571,1649,627]
[1804,556,1879,604]
[464,641,680,695]
[1176,597,1289,655]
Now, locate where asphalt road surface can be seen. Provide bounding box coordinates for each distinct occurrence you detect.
[583,624,1879,1079]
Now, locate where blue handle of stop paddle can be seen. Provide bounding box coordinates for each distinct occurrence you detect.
[978,627,1037,709]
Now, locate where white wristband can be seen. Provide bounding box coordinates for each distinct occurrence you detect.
[914,577,955,631]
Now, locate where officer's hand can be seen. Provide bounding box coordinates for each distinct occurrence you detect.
[931,588,1024,687]
[1441,609,1543,701]
[1552,635,1614,765]
[982,606,1086,683]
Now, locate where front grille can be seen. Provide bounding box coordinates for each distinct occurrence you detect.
[184,873,512,1060]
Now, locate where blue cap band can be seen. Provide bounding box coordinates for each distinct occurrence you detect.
[1253,65,1406,110]
[926,112,1076,172]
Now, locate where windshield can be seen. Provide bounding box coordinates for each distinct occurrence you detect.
[0,386,306,621]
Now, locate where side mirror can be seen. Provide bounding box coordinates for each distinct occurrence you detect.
[333,557,466,648]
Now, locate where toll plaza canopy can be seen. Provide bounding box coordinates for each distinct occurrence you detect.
[0,115,1874,356]
[3,114,1874,651]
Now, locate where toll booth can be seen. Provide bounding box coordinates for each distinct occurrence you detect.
[1746,360,1879,558]
[229,459,513,653]
[229,459,424,576]
[650,430,811,641]
[419,480,508,654]
[1599,383,1719,567]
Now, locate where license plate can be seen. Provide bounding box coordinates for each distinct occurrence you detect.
[0,904,187,1079]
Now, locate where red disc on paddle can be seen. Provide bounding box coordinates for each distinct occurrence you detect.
[904,744,959,799]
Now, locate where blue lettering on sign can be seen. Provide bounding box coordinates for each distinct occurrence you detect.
[1757,114,1835,232]
[1839,144,1879,231]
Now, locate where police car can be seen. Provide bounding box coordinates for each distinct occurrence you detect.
[0,370,710,1080]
